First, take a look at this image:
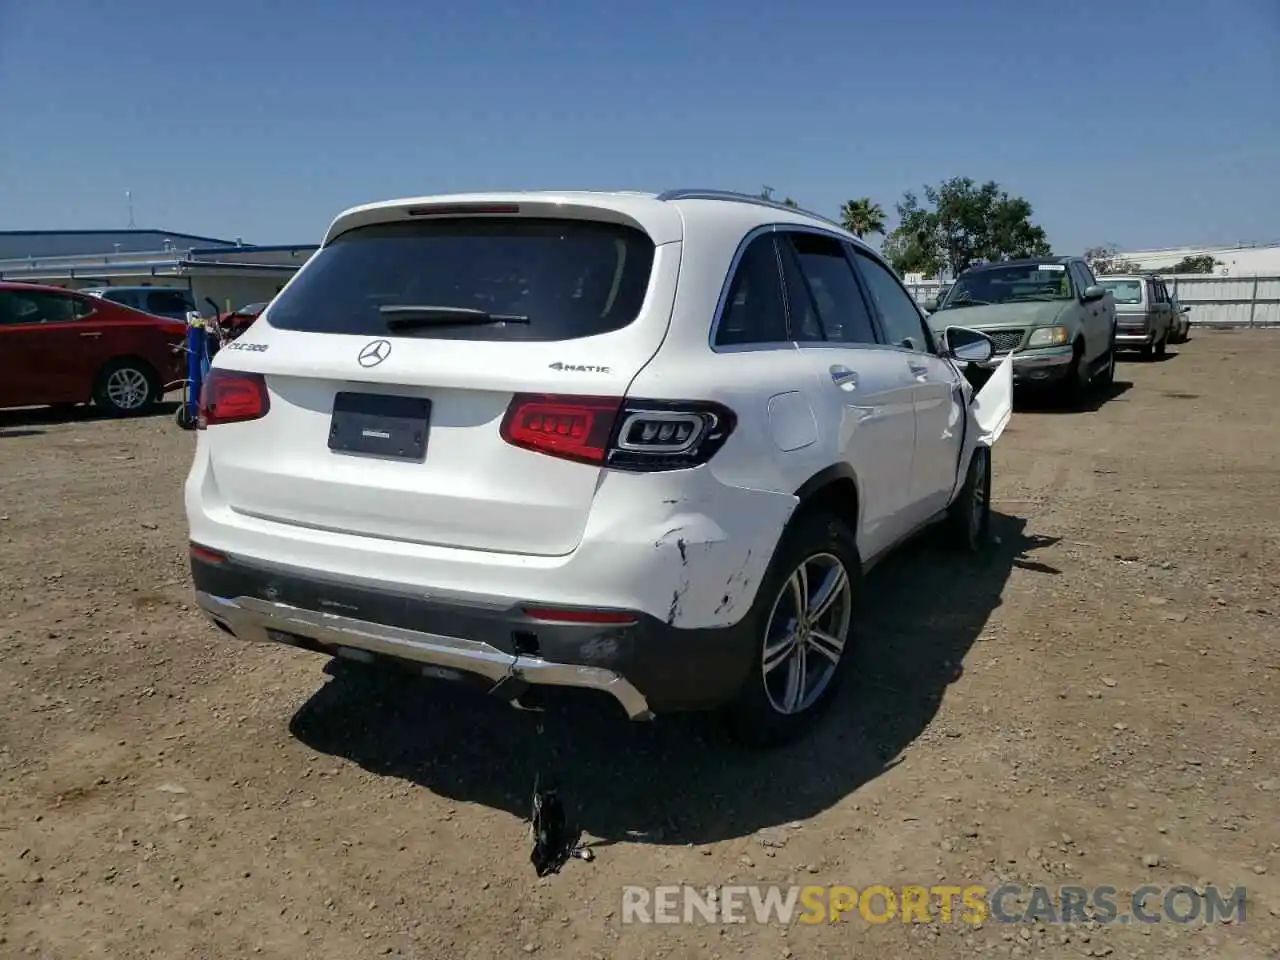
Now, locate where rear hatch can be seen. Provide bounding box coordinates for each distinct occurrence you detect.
[1097,278,1147,326]
[202,200,682,557]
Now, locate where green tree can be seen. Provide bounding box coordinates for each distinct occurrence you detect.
[884,177,1051,277]
[1169,254,1218,274]
[839,198,887,239]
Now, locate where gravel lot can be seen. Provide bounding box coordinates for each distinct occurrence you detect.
[1,330,1278,959]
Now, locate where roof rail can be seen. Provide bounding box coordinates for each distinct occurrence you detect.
[656,189,843,230]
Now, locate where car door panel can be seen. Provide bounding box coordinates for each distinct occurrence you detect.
[849,249,965,524]
[775,232,918,560]
[0,289,99,405]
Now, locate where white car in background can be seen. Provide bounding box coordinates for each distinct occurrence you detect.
[185,189,1012,745]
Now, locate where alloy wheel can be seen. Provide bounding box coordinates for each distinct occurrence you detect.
[106,368,150,410]
[761,553,853,715]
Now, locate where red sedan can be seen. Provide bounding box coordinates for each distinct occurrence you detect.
[0,281,187,416]
[214,301,269,339]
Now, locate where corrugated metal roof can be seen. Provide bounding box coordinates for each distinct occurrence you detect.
[0,229,240,260]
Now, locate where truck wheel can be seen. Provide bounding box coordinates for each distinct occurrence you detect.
[1057,340,1089,407]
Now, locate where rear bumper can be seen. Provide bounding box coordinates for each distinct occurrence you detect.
[191,551,756,717]
[1115,327,1153,347]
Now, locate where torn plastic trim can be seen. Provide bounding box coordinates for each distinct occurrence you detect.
[971,353,1014,447]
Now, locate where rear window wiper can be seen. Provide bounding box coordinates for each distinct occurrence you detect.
[379,305,531,329]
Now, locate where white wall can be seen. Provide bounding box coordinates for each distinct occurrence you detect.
[1117,244,1280,277]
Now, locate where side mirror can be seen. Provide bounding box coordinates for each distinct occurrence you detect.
[944,326,995,364]
[1181,305,1191,314]
[1082,285,1107,302]
[923,298,941,314]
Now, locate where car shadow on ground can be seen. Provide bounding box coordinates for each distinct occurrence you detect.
[289,512,1059,847]
[0,400,180,431]
[1015,379,1133,414]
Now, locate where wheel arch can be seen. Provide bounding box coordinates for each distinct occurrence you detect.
[791,463,862,549]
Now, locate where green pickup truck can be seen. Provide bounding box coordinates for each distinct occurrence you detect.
[924,256,1117,404]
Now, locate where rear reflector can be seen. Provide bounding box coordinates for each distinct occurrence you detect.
[189,543,227,565]
[521,606,638,625]
[198,369,270,428]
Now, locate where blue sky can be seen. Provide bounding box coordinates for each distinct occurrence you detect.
[2,0,1277,254]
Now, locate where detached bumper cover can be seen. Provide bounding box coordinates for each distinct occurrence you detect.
[191,551,757,717]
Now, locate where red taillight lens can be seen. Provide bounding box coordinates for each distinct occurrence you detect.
[499,395,738,471]
[198,369,270,429]
[499,394,622,465]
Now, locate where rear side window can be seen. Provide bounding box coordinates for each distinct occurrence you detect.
[713,234,788,347]
[1097,279,1143,304]
[266,218,656,342]
[146,289,193,315]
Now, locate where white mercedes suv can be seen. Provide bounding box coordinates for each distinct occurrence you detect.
[185,189,1011,745]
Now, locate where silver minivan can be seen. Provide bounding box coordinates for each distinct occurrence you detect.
[1095,275,1181,358]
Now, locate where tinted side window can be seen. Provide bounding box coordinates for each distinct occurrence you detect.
[0,291,79,325]
[714,234,788,347]
[1068,262,1089,294]
[146,289,192,315]
[781,233,878,345]
[851,252,931,352]
[1079,261,1098,286]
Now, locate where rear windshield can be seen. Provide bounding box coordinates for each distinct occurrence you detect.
[1097,279,1144,304]
[266,217,656,342]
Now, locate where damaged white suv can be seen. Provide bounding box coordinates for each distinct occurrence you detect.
[185,189,1011,745]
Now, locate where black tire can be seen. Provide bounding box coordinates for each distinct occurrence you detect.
[724,510,861,748]
[1095,331,1116,389]
[174,404,198,430]
[1056,340,1090,408]
[1139,341,1155,361]
[945,445,991,552]
[92,359,159,417]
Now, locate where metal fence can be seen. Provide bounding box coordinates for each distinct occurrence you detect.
[904,275,1280,327]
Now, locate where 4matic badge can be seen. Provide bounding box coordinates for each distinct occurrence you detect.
[549,361,611,374]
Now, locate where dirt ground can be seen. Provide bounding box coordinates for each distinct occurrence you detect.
[1,330,1278,959]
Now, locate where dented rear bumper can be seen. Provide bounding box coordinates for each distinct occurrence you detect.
[191,552,756,716]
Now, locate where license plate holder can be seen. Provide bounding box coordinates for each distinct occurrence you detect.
[328,392,430,460]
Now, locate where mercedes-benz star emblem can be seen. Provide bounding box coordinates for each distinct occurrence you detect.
[358,339,392,367]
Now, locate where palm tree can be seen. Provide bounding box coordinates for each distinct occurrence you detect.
[840,198,887,239]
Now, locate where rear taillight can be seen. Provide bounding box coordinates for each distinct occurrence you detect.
[499,395,621,465]
[198,369,270,429]
[499,395,736,472]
